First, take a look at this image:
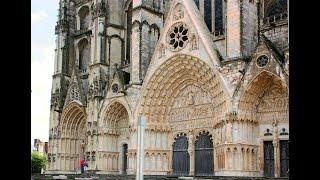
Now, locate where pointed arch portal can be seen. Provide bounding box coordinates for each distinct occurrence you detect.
[58,102,87,172]
[100,101,130,173]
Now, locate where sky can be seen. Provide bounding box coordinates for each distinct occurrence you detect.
[31,0,59,147]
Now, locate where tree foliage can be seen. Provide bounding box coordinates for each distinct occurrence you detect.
[31,152,47,173]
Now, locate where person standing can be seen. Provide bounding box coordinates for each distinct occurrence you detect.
[84,160,88,173]
[80,159,85,174]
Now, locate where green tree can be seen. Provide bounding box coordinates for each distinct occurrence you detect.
[31,152,47,173]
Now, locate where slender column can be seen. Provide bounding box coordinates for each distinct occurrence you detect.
[119,146,124,174]
[273,122,280,177]
[273,139,280,177]
[248,150,252,171]
[97,18,105,64]
[259,139,264,176]
[136,116,145,180]
[213,148,218,171]
[188,132,195,176]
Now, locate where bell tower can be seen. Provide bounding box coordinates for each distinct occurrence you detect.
[226,0,259,60]
[130,0,163,84]
[48,0,77,171]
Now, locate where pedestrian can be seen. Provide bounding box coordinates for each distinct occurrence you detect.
[80,159,85,174]
[84,160,89,173]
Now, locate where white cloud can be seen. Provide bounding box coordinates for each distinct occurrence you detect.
[31,11,48,24]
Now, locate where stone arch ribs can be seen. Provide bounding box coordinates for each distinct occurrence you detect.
[238,70,288,123]
[103,101,129,130]
[60,102,86,138]
[99,101,130,173]
[137,55,231,128]
[102,101,129,130]
[56,102,87,172]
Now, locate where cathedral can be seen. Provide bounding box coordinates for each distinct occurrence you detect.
[47,0,289,178]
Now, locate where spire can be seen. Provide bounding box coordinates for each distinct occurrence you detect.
[55,0,71,34]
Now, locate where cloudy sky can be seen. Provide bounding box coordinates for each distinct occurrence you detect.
[31,0,59,146]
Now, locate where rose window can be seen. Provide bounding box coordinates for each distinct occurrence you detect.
[167,22,189,51]
[256,55,269,68]
[112,83,119,93]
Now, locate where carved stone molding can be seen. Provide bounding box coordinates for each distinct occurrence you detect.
[173,4,184,21]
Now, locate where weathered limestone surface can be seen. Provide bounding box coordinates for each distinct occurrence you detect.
[47,0,288,178]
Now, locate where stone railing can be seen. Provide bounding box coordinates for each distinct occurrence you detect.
[263,12,288,25]
[74,28,91,37]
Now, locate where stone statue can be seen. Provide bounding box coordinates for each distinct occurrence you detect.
[98,20,104,35]
[174,4,184,20]
[187,90,194,105]
[190,33,198,50]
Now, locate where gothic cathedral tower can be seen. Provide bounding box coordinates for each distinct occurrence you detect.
[47,0,288,178]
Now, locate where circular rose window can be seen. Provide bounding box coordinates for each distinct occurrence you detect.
[112,83,119,93]
[256,55,269,68]
[167,22,189,51]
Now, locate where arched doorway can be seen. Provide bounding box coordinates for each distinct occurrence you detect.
[122,143,128,174]
[136,55,230,175]
[239,71,288,177]
[264,141,274,177]
[56,102,86,172]
[172,133,189,176]
[280,140,289,177]
[101,101,130,173]
[195,131,214,176]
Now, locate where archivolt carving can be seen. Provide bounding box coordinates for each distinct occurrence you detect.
[239,71,288,123]
[60,102,86,137]
[103,102,129,129]
[138,55,229,130]
[55,102,87,171]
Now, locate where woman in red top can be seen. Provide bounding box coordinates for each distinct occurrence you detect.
[80,159,85,174]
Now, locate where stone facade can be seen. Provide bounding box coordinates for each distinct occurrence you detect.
[47,0,288,178]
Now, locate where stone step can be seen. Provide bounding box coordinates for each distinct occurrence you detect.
[32,174,289,180]
[52,175,68,179]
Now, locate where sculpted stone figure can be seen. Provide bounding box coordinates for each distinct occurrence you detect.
[173,4,184,20]
[47,0,289,176]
